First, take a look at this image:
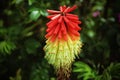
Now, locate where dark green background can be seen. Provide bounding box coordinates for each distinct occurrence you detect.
[0,0,120,80]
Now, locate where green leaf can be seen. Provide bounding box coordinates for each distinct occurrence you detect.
[0,41,16,54]
[50,77,56,80]
[73,61,97,79]
[85,18,95,29]
[0,28,7,36]
[28,0,35,5]
[87,30,95,38]
[30,60,50,80]
[9,69,22,80]
[100,18,106,23]
[30,10,41,21]
[25,39,40,54]
[108,63,120,79]
[12,0,23,4]
[0,20,3,27]
[40,9,48,16]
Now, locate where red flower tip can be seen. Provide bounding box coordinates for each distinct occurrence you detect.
[47,5,77,15]
[46,5,81,42]
[66,5,77,13]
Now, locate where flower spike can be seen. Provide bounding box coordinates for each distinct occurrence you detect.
[44,5,82,80]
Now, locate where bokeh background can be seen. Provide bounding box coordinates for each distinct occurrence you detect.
[0,0,120,80]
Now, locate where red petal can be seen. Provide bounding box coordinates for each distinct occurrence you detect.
[61,21,67,35]
[65,18,81,31]
[51,14,61,20]
[63,34,67,41]
[46,28,50,32]
[45,26,56,38]
[46,18,58,28]
[67,5,77,12]
[64,7,70,13]
[54,24,60,35]
[58,28,62,39]
[72,31,80,36]
[58,16,63,23]
[62,5,67,12]
[47,9,61,14]
[50,34,56,42]
[66,15,79,21]
[67,23,80,36]
[46,20,52,26]
[66,21,74,29]
[66,23,79,38]
[63,16,69,23]
[71,22,81,30]
[46,24,56,32]
[66,13,78,18]
[47,14,58,19]
[60,6,63,12]
[69,19,82,24]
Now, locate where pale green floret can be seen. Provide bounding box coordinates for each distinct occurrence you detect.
[44,37,82,70]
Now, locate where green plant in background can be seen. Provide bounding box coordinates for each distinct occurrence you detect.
[73,62,120,80]
[29,60,50,80]
[99,63,120,80]
[73,61,97,80]
[9,69,22,80]
[0,40,16,54]
[0,0,120,80]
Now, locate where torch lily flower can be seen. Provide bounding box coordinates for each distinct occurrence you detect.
[44,5,82,79]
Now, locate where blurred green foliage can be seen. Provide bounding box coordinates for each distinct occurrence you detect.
[0,0,120,80]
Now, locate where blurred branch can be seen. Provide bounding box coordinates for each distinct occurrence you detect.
[9,68,22,80]
[21,19,42,37]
